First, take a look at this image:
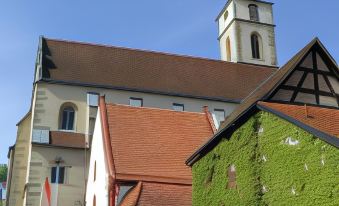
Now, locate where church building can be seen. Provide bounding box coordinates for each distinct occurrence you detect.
[5,0,337,206]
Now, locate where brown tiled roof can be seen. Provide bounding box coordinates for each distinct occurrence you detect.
[136,182,191,206]
[187,38,339,165]
[105,104,213,182]
[49,131,86,148]
[257,102,339,138]
[40,38,275,102]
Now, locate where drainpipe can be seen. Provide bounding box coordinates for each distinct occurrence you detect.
[99,96,116,206]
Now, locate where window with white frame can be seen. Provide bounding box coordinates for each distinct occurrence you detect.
[129,97,143,107]
[61,107,75,131]
[87,93,99,107]
[213,109,225,128]
[172,103,184,111]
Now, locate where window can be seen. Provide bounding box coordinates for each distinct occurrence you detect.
[224,11,229,21]
[251,33,261,59]
[87,93,99,107]
[61,107,75,130]
[227,164,237,189]
[129,97,143,107]
[89,117,96,135]
[249,4,259,21]
[213,109,225,128]
[173,103,184,112]
[94,161,96,182]
[51,166,65,184]
[226,37,231,61]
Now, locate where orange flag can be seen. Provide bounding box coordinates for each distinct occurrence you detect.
[40,177,51,206]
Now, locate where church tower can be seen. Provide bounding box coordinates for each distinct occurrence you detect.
[217,0,277,67]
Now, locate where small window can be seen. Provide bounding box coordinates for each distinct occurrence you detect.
[89,117,96,135]
[249,4,259,21]
[226,37,231,61]
[214,109,225,128]
[224,11,229,21]
[61,107,75,130]
[94,161,96,182]
[173,103,184,112]
[129,97,143,107]
[51,166,65,184]
[87,93,99,107]
[251,34,261,59]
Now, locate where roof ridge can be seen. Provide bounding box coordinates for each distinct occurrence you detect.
[43,37,275,71]
[105,103,207,115]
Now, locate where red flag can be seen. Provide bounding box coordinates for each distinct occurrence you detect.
[40,177,51,206]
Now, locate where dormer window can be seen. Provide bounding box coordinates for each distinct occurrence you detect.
[249,4,259,21]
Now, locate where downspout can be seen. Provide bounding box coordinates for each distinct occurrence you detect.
[99,96,116,206]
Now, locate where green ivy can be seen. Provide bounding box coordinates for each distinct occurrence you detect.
[192,112,339,206]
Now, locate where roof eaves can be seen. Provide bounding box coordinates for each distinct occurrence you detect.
[257,103,339,148]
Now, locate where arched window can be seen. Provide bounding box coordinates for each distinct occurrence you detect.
[251,33,261,59]
[249,4,259,21]
[59,104,76,131]
[226,37,231,61]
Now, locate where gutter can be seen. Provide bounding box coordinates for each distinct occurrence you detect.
[99,96,116,206]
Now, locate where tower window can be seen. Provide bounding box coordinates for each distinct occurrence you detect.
[224,11,229,21]
[249,4,259,21]
[226,37,231,61]
[251,34,261,59]
[61,106,75,131]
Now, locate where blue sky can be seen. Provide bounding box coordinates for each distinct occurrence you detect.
[0,0,338,164]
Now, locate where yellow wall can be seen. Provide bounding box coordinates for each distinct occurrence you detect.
[7,114,31,206]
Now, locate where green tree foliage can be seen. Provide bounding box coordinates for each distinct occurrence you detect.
[192,112,339,206]
[0,164,8,182]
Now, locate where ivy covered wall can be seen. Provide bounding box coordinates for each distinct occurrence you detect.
[192,111,339,206]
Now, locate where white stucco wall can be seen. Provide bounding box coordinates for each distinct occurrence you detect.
[86,110,109,206]
[219,23,237,62]
[218,1,235,36]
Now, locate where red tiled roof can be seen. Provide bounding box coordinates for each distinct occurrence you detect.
[105,104,214,182]
[136,182,191,206]
[257,102,339,138]
[120,182,143,206]
[49,131,87,148]
[41,38,275,102]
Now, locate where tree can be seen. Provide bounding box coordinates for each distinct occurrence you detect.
[0,164,7,182]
